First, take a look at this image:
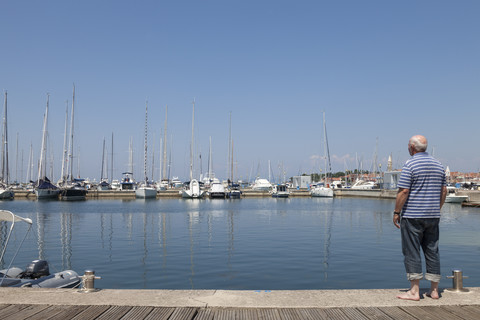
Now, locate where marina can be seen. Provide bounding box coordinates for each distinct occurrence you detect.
[0,197,479,291]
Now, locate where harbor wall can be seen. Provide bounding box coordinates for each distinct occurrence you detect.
[10,189,480,202]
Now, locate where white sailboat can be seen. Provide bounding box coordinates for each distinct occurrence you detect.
[136,101,157,199]
[311,111,334,198]
[59,84,87,201]
[0,91,14,199]
[35,94,60,200]
[182,99,204,199]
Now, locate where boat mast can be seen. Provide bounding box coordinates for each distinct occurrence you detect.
[60,100,68,184]
[1,91,9,184]
[110,132,114,183]
[190,99,195,181]
[162,105,168,181]
[100,137,106,181]
[67,85,75,182]
[37,94,49,183]
[143,100,148,184]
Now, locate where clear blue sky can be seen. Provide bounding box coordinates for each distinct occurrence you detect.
[1,0,479,183]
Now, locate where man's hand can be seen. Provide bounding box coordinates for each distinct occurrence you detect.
[393,214,401,229]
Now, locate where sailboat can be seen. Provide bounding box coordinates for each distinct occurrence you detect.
[311,111,334,198]
[136,101,157,199]
[182,99,204,199]
[97,137,110,191]
[59,85,87,201]
[0,91,14,199]
[35,94,60,200]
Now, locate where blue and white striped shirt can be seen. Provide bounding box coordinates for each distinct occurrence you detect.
[397,152,446,218]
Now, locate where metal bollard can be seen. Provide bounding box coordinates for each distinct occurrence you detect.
[81,270,101,292]
[446,269,469,292]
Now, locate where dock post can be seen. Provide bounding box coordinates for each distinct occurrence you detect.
[81,270,101,292]
[446,269,469,292]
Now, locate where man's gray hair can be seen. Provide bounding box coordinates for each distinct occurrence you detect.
[410,135,428,152]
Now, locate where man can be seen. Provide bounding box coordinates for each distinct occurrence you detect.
[393,135,447,301]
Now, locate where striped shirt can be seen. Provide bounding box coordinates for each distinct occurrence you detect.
[397,152,446,218]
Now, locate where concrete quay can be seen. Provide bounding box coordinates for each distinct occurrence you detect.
[1,287,479,319]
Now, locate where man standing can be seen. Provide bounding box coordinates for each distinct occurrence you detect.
[393,135,447,301]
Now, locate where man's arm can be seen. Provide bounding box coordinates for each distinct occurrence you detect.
[393,188,409,229]
[440,185,447,209]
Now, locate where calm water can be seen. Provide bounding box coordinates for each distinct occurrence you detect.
[1,197,479,290]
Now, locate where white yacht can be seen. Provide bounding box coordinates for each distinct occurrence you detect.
[209,181,226,199]
[182,179,204,199]
[251,178,272,191]
[271,184,290,198]
[310,183,334,197]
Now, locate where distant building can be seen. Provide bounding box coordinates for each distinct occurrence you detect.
[292,176,311,189]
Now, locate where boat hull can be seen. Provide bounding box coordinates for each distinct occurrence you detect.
[0,189,14,200]
[135,187,157,199]
[311,187,334,197]
[35,188,60,200]
[445,195,468,203]
[60,187,87,201]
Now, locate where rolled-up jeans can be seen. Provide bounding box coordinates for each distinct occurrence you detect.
[401,217,441,283]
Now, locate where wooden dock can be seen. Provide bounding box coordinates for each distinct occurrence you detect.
[1,304,480,319]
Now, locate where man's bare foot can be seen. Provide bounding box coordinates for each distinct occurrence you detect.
[426,290,440,299]
[397,290,420,301]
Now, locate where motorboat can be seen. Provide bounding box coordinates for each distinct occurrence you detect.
[0,184,14,200]
[0,210,82,288]
[445,186,468,203]
[351,180,378,189]
[251,178,272,191]
[97,179,111,191]
[227,183,242,199]
[60,179,87,201]
[310,183,334,197]
[209,181,226,199]
[271,184,290,198]
[182,179,205,199]
[120,172,136,190]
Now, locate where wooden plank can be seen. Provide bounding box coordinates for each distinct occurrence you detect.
[420,306,465,320]
[236,308,260,320]
[96,305,132,320]
[377,306,418,320]
[0,304,31,318]
[277,308,305,320]
[323,308,352,320]
[356,307,395,320]
[26,305,83,320]
[143,307,175,320]
[46,305,90,320]
[214,308,237,320]
[340,307,370,320]
[70,305,111,320]
[1,304,49,320]
[442,305,480,320]
[168,307,198,320]
[193,308,214,320]
[462,306,480,318]
[298,308,329,320]
[256,308,282,320]
[120,306,155,320]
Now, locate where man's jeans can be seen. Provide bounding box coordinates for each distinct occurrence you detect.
[401,218,441,283]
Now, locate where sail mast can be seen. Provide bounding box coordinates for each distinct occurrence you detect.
[190,99,195,181]
[162,105,168,180]
[67,84,75,182]
[37,94,49,183]
[60,100,68,183]
[144,100,148,184]
[1,91,9,184]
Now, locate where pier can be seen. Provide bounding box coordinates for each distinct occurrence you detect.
[0,287,479,319]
